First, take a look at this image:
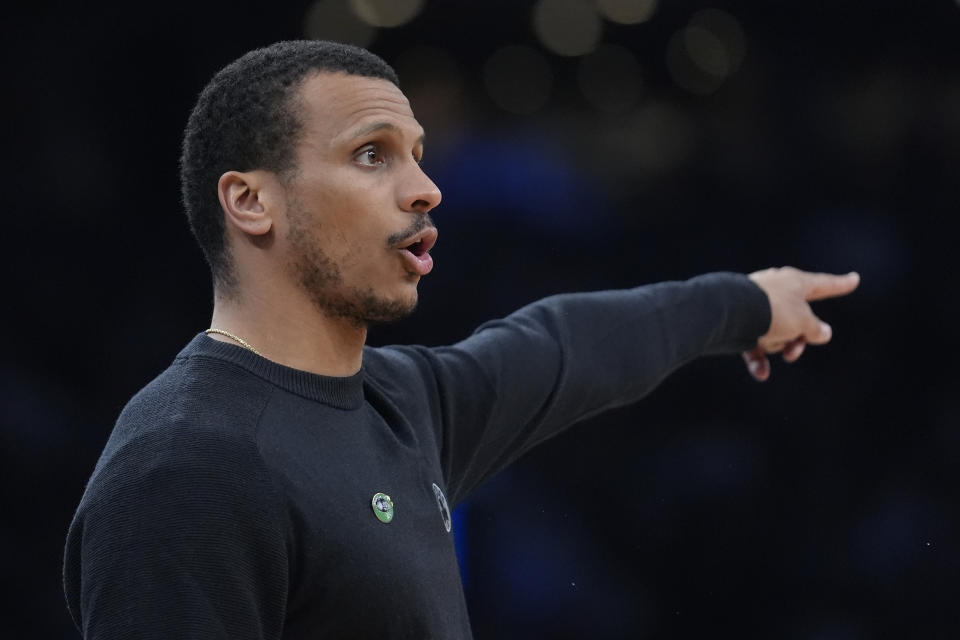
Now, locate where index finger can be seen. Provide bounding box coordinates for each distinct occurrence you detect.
[803,271,860,302]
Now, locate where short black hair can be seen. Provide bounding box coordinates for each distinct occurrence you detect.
[180,40,399,291]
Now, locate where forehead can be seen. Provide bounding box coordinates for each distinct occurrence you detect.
[295,71,423,145]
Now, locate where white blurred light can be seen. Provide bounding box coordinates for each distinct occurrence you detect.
[304,0,376,47]
[483,45,554,114]
[691,10,745,72]
[596,0,658,25]
[577,44,642,113]
[666,9,746,95]
[532,0,603,57]
[684,26,730,77]
[667,29,719,95]
[349,0,424,28]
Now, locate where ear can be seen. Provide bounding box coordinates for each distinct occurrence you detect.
[217,170,275,236]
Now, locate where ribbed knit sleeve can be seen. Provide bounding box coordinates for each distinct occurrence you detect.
[64,424,290,639]
[370,272,770,505]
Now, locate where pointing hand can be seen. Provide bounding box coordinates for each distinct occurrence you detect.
[742,267,860,381]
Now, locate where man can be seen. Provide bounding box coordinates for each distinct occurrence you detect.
[63,40,859,638]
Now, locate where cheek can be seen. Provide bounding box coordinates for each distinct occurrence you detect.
[329,191,393,253]
[294,170,396,271]
[330,217,390,276]
[297,188,367,256]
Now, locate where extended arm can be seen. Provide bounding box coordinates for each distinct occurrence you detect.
[371,268,857,503]
[376,272,770,503]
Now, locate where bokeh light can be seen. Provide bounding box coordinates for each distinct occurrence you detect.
[304,0,376,47]
[667,9,746,95]
[596,0,658,25]
[684,26,731,78]
[667,29,723,95]
[532,0,603,57]
[691,9,746,71]
[483,45,554,114]
[576,44,642,113]
[348,0,424,28]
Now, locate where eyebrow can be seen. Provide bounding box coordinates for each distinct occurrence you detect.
[346,121,425,147]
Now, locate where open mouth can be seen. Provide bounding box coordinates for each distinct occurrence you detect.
[405,239,427,257]
[399,227,438,256]
[397,226,438,276]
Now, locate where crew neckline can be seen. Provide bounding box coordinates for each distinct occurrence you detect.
[179,333,365,410]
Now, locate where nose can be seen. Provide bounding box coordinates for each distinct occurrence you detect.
[400,162,442,214]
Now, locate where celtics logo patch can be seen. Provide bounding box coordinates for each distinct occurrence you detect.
[371,492,394,523]
[432,483,452,533]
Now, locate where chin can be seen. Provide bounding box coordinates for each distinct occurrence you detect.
[339,287,419,326]
[360,302,417,326]
[376,291,419,323]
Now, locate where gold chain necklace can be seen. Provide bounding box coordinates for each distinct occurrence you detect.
[204,328,262,356]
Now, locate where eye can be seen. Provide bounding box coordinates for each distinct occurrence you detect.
[355,145,385,167]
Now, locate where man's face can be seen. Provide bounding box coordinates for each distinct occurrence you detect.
[278,71,441,326]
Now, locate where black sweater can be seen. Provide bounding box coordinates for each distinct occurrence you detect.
[63,273,770,639]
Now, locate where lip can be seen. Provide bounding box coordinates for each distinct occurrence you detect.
[397,226,438,276]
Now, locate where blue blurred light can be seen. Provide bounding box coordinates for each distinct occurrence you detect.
[427,133,608,233]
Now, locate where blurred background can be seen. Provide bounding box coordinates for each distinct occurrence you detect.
[4,0,960,637]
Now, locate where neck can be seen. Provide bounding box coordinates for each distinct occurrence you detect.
[209,288,367,377]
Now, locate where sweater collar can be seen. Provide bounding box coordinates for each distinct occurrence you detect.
[180,333,365,410]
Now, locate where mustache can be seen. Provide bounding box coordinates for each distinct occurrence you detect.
[387,215,436,247]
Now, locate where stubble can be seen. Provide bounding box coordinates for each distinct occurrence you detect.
[285,201,417,327]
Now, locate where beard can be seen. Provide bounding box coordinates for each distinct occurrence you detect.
[285,204,419,327]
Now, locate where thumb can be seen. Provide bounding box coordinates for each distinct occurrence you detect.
[803,313,833,345]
